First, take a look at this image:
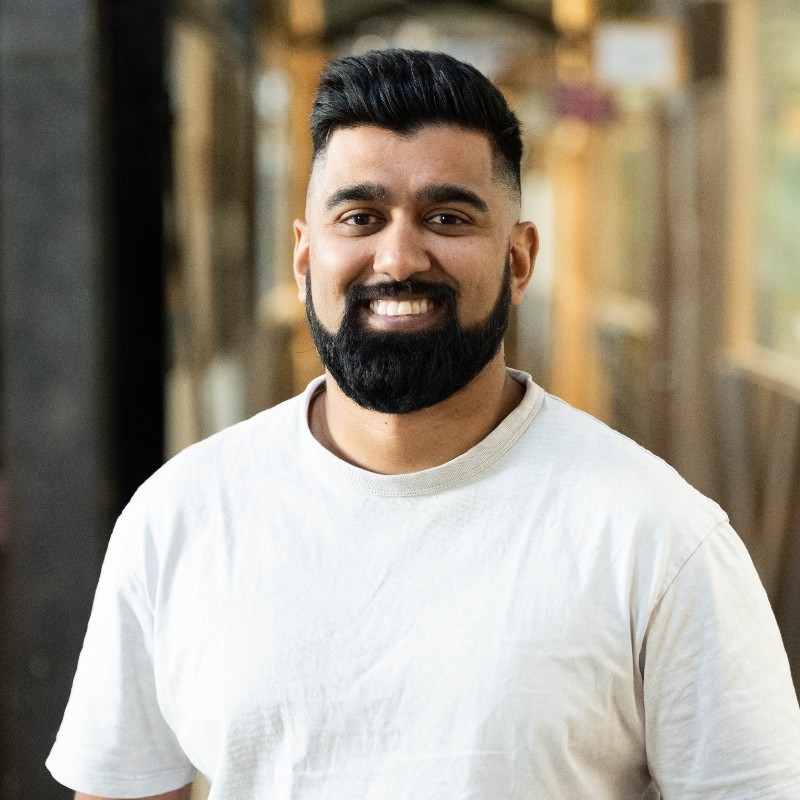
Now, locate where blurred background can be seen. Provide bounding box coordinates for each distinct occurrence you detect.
[1,0,799,796]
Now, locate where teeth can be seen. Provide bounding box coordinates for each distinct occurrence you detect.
[369,298,434,317]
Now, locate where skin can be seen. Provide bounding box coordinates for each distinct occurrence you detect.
[294,124,539,474]
[74,787,191,800]
[73,125,538,800]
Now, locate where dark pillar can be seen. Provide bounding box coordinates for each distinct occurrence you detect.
[0,0,168,796]
[0,1,108,797]
[101,0,167,518]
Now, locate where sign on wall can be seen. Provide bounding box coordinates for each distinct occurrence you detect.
[594,21,686,93]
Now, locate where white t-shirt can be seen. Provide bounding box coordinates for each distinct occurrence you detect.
[47,371,800,799]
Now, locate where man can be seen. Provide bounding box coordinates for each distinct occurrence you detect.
[48,49,800,800]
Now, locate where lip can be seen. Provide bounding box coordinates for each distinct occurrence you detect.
[360,295,445,331]
[346,279,453,331]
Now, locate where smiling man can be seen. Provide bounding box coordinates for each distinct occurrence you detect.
[48,49,800,800]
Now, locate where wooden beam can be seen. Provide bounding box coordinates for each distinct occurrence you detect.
[755,395,800,600]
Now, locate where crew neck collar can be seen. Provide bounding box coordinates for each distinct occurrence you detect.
[298,369,544,497]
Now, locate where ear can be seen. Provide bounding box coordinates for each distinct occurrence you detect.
[293,219,309,302]
[509,222,538,306]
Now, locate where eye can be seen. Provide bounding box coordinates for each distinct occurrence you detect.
[341,212,380,226]
[427,212,468,226]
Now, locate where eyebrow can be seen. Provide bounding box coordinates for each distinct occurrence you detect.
[415,184,489,213]
[323,182,490,214]
[324,183,388,211]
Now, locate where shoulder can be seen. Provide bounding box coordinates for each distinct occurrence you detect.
[502,387,729,602]
[526,390,724,523]
[98,388,315,595]
[112,389,311,552]
[140,390,305,502]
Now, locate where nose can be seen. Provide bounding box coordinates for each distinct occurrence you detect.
[372,217,431,281]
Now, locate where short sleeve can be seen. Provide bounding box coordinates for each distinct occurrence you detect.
[644,521,800,799]
[46,507,196,798]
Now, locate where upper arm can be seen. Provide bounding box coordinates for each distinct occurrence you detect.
[644,523,800,797]
[47,507,195,794]
[75,785,193,800]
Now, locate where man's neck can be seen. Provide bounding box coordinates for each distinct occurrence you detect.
[308,354,524,475]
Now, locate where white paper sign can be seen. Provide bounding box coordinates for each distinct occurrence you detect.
[594,21,684,91]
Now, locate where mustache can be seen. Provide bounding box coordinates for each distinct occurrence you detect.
[345,280,456,307]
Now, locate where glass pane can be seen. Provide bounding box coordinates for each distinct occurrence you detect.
[757,5,800,359]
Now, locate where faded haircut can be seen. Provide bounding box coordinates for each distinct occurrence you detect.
[309,48,522,196]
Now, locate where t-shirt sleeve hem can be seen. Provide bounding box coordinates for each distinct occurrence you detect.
[46,749,196,799]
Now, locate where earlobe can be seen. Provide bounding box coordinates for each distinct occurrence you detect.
[509,222,538,305]
[293,219,309,302]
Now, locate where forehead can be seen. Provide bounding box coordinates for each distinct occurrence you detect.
[308,125,500,205]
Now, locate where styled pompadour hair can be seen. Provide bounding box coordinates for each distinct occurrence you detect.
[310,48,522,195]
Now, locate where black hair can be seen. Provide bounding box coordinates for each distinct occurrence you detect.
[310,48,522,194]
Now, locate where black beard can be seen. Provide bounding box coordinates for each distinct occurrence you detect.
[305,262,511,414]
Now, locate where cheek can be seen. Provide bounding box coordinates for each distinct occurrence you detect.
[452,262,507,325]
[457,288,498,326]
[309,238,371,287]
[306,252,352,329]
[308,287,344,330]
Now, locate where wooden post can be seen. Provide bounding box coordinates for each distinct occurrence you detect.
[285,0,326,393]
[549,120,600,413]
[725,0,759,354]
